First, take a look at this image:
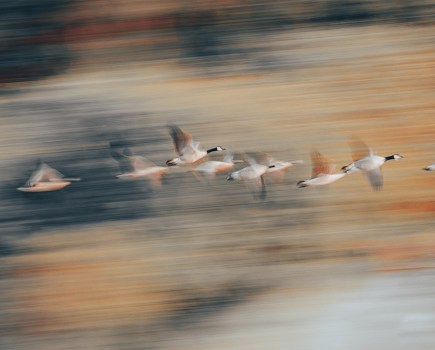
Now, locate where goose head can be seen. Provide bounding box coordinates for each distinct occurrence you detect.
[207,146,226,154]
[297,180,308,188]
[166,157,180,166]
[385,154,404,161]
[227,171,240,181]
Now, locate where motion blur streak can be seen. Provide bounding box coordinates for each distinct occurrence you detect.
[1,1,435,349]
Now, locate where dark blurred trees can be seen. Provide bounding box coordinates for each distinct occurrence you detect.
[175,9,221,58]
[1,0,434,80]
[317,0,435,23]
[319,1,373,22]
[0,1,73,83]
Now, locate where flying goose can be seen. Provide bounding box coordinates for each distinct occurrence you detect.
[341,137,404,190]
[17,161,80,192]
[423,163,435,171]
[297,151,347,188]
[226,155,274,199]
[166,125,225,166]
[111,147,167,188]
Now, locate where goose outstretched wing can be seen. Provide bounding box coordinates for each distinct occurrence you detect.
[168,125,194,155]
[349,136,372,161]
[311,151,333,177]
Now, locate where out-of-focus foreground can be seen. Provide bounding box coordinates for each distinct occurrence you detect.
[1,1,435,349]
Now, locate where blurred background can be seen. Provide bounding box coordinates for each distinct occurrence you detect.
[1,1,435,349]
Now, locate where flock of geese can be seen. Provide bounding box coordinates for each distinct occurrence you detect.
[17,125,433,198]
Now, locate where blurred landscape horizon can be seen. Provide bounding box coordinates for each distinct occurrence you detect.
[1,1,435,349]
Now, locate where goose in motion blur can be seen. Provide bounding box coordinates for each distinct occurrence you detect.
[166,125,225,166]
[17,160,80,192]
[297,151,347,188]
[423,163,435,171]
[111,147,167,188]
[194,151,242,178]
[341,137,404,190]
[226,155,274,200]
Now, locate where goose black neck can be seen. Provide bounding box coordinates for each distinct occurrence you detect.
[384,155,395,161]
[207,147,219,153]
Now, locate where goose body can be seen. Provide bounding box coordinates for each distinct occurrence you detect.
[194,151,239,176]
[112,148,167,188]
[17,181,72,192]
[343,154,401,173]
[118,166,167,179]
[297,173,346,187]
[341,137,403,190]
[228,163,269,181]
[227,156,273,199]
[17,162,78,192]
[166,125,225,166]
[297,151,346,188]
[195,161,234,175]
[117,162,167,186]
